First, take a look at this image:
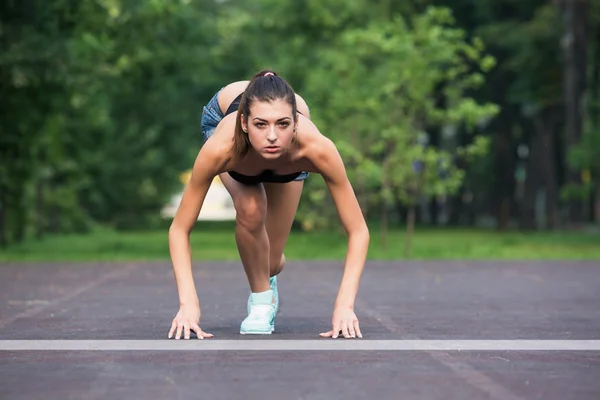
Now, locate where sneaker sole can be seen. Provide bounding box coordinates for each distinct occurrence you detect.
[240,326,275,335]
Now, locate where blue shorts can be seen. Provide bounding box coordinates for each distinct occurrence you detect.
[201,89,226,143]
[200,89,309,182]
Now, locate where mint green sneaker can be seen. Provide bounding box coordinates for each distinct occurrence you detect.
[247,276,279,315]
[270,275,279,313]
[240,289,276,335]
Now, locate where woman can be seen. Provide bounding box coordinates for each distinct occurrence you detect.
[167,70,370,339]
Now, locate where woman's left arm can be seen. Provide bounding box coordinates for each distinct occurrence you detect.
[311,136,370,339]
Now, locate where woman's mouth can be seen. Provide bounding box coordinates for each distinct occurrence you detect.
[265,146,280,153]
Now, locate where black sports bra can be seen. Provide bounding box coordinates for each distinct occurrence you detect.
[224,93,305,185]
[228,170,303,185]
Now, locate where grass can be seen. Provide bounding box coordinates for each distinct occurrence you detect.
[1,223,599,262]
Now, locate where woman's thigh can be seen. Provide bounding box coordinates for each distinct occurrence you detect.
[218,174,303,262]
[219,173,267,230]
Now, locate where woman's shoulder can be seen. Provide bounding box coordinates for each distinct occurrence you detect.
[295,94,310,117]
[295,120,347,180]
[198,114,238,170]
[296,116,336,161]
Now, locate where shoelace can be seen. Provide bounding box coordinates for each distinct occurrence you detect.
[248,304,273,320]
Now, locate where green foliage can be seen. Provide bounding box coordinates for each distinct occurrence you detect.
[0,0,498,246]
[1,0,225,244]
[562,7,600,203]
[2,0,599,249]
[298,6,497,232]
[562,125,600,201]
[474,3,562,108]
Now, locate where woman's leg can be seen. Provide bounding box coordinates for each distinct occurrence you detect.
[219,174,304,334]
[219,174,304,291]
[263,180,304,276]
[219,173,271,293]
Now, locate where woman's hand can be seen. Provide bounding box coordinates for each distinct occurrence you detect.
[319,306,362,339]
[168,304,213,340]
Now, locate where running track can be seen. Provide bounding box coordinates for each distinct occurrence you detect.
[1,260,599,399]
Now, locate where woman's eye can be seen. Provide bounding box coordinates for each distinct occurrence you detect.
[256,123,265,128]
[279,122,289,127]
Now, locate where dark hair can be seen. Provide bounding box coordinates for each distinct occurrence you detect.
[232,70,298,161]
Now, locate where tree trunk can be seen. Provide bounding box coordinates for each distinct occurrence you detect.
[405,204,415,258]
[428,124,441,226]
[380,159,389,251]
[595,186,600,223]
[35,181,44,239]
[540,109,559,229]
[562,0,589,225]
[14,202,26,244]
[429,197,439,225]
[520,128,542,230]
[485,62,516,230]
[380,201,388,251]
[0,188,6,248]
[447,191,463,226]
[12,177,26,244]
[519,107,560,230]
[493,132,514,230]
[588,20,600,224]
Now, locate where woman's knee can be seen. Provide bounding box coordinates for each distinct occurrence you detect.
[269,253,285,275]
[234,194,267,232]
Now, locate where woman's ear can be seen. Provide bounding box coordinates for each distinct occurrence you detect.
[240,114,247,133]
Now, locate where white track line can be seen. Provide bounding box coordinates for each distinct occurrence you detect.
[1,340,599,351]
[353,298,533,400]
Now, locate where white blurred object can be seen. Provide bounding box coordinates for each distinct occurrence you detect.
[161,175,235,220]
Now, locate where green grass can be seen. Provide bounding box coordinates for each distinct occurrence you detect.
[1,224,599,262]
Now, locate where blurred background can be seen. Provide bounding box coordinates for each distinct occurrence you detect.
[1,0,598,260]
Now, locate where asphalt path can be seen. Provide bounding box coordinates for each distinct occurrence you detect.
[1,260,599,400]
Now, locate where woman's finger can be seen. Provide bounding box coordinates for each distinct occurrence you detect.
[184,323,191,340]
[168,320,177,339]
[175,324,183,340]
[341,321,351,339]
[348,322,356,338]
[191,323,204,340]
[332,321,342,339]
[319,330,333,337]
[354,319,362,338]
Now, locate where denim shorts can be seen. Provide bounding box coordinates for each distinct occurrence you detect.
[200,89,309,182]
[201,89,225,143]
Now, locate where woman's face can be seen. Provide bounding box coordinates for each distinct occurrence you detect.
[241,99,296,159]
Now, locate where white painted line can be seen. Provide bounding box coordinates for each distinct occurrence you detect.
[353,299,529,400]
[1,340,600,351]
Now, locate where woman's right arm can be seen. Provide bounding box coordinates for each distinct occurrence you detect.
[167,137,230,339]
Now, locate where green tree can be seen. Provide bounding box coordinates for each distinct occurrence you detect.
[1,0,231,247]
[303,7,498,255]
